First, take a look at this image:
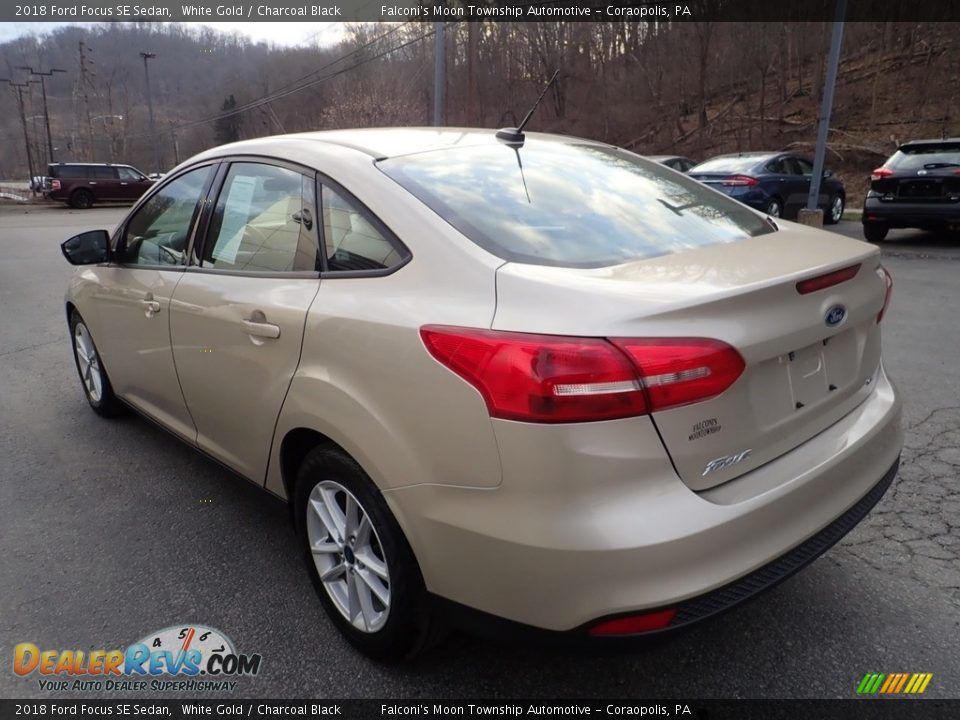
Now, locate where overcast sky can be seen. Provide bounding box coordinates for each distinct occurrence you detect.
[0,22,347,48]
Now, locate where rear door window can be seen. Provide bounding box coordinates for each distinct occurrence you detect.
[380,143,773,268]
[202,162,321,273]
[94,167,119,179]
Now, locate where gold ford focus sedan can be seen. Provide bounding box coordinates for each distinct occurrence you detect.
[61,128,901,661]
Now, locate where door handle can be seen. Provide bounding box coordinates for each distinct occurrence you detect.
[292,209,313,230]
[242,320,281,339]
[141,299,161,316]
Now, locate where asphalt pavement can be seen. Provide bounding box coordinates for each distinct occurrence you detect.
[1,204,958,699]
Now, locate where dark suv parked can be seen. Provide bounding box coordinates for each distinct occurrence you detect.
[862,139,960,242]
[45,163,154,209]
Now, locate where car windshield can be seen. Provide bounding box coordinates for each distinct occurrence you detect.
[689,155,766,174]
[379,142,773,268]
[887,144,960,170]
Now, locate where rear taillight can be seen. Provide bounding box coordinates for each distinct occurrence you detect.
[420,327,744,423]
[588,608,677,636]
[611,338,745,412]
[795,263,861,295]
[722,175,759,187]
[877,266,893,323]
[420,327,646,423]
[51,179,61,190]
[871,167,894,181]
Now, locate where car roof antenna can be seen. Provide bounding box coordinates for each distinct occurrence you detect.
[496,69,560,147]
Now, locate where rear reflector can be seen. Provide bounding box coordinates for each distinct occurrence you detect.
[421,327,744,423]
[877,266,893,323]
[795,263,861,295]
[588,609,677,636]
[721,175,759,187]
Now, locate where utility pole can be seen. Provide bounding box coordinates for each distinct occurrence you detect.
[169,121,181,165]
[806,0,847,216]
[79,41,95,159]
[18,66,67,164]
[467,22,478,125]
[140,52,162,173]
[433,21,445,127]
[2,78,39,186]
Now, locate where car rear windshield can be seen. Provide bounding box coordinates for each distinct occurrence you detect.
[689,155,767,174]
[378,143,773,268]
[887,143,960,170]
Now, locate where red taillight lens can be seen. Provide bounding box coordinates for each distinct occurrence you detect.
[420,327,647,423]
[722,175,759,187]
[420,328,745,422]
[611,338,745,412]
[795,263,861,295]
[877,266,893,323]
[51,179,61,190]
[871,167,894,181]
[588,608,678,636]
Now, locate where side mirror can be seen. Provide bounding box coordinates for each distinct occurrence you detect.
[823,169,833,179]
[61,230,110,265]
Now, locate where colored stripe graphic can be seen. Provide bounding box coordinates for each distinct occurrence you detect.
[857,672,932,694]
[893,673,910,693]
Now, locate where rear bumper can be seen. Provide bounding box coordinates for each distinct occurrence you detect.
[433,456,898,642]
[863,198,960,228]
[386,364,901,632]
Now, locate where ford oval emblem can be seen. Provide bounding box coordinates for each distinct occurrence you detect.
[825,304,847,328]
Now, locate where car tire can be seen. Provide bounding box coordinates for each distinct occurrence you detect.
[294,445,442,663]
[825,193,844,225]
[69,189,94,209]
[763,197,782,218]
[69,310,126,417]
[863,222,889,243]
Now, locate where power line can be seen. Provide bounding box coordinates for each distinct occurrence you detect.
[124,25,437,140]
[240,22,412,115]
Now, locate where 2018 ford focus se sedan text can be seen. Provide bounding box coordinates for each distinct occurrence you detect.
[61,128,901,662]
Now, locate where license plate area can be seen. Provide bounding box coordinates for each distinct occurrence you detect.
[899,180,943,199]
[786,331,858,410]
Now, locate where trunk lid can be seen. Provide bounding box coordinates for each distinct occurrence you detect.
[492,222,887,491]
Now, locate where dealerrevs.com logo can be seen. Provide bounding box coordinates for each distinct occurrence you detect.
[13,625,262,692]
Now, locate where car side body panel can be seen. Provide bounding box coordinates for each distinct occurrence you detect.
[263,144,505,496]
[67,265,196,442]
[170,272,321,482]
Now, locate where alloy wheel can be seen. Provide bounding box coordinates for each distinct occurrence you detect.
[74,323,103,403]
[831,195,844,223]
[306,480,391,633]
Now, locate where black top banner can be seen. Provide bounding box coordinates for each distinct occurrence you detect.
[1,699,959,720]
[5,0,960,23]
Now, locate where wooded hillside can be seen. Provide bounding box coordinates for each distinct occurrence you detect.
[2,21,958,204]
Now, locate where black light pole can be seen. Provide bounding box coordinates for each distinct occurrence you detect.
[1,78,39,186]
[18,66,66,163]
[139,52,161,173]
